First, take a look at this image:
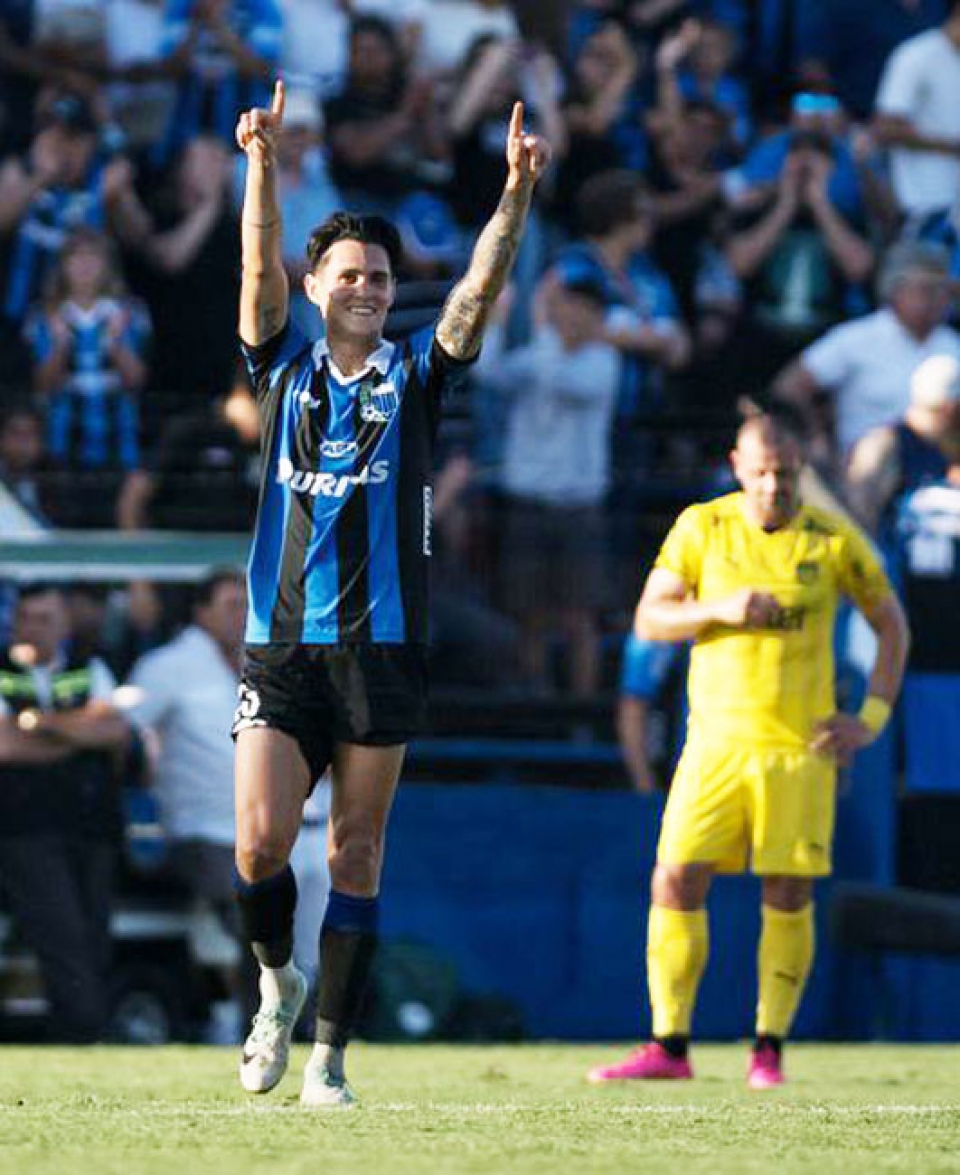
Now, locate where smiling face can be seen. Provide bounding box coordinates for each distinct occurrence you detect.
[303,239,396,345]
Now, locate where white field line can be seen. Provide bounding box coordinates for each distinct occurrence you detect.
[2,1103,956,1118]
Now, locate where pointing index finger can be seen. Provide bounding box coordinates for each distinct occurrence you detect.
[509,101,524,140]
[271,79,285,122]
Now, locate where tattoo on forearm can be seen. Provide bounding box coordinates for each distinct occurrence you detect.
[437,185,531,359]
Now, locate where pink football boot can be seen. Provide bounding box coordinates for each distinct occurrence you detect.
[747,1043,785,1090]
[587,1042,694,1083]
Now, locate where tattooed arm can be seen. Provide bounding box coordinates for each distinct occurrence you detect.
[436,101,551,360]
[236,79,289,346]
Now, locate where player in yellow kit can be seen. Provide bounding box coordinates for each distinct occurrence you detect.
[588,406,910,1089]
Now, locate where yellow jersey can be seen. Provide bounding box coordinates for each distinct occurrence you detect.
[654,492,892,747]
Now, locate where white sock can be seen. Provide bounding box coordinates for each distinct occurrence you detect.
[259,962,300,1005]
[309,1042,345,1080]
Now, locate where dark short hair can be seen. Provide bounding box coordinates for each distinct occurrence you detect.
[17,582,65,603]
[306,211,403,274]
[194,567,245,610]
[575,170,649,238]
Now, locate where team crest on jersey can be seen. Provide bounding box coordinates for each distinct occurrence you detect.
[359,377,398,424]
[796,561,819,584]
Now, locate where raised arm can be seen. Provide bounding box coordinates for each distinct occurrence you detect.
[236,79,288,346]
[435,101,550,361]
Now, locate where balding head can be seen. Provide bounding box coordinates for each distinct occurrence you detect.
[731,411,804,530]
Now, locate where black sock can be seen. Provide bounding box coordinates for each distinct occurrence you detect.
[233,865,297,968]
[315,890,378,1049]
[754,1033,783,1057]
[655,1034,689,1060]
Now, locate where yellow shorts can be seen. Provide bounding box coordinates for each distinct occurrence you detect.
[657,737,837,876]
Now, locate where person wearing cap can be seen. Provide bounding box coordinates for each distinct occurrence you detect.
[774,240,960,473]
[874,0,960,222]
[846,353,960,536]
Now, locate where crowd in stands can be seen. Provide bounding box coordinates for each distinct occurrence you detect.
[1,0,959,703]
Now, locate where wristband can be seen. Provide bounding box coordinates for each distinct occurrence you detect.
[858,696,891,735]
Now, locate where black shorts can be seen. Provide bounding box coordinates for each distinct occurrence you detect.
[231,644,428,782]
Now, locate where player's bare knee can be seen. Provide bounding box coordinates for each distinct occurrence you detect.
[235,839,292,883]
[652,863,711,910]
[328,831,383,895]
[762,875,813,911]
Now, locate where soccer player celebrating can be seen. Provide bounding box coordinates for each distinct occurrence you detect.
[588,406,909,1089]
[231,81,548,1108]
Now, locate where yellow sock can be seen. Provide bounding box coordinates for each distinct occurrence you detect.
[647,905,708,1038]
[756,904,814,1039]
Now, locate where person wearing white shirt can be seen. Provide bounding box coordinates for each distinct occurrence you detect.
[774,241,960,468]
[478,276,621,695]
[874,2,960,220]
[124,569,249,1037]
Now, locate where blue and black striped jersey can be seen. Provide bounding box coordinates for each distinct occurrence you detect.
[242,320,472,646]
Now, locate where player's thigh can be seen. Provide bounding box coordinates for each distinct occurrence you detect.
[750,750,837,877]
[658,740,750,871]
[329,742,406,842]
[235,726,313,860]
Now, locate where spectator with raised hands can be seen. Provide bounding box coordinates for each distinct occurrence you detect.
[550,19,642,234]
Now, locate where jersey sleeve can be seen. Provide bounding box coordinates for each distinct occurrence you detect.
[240,319,309,406]
[653,505,708,589]
[834,516,893,614]
[408,324,477,432]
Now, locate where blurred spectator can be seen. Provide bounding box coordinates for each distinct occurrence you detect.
[544,170,689,448]
[919,196,960,325]
[447,34,565,233]
[799,0,945,121]
[0,402,53,526]
[656,17,751,149]
[646,100,728,321]
[725,107,875,393]
[277,0,349,100]
[846,352,960,535]
[775,240,960,470]
[550,20,643,234]
[0,7,103,156]
[123,568,250,1042]
[617,633,685,793]
[103,0,175,151]
[118,380,259,532]
[893,444,960,676]
[233,86,342,338]
[322,14,446,217]
[126,134,240,423]
[477,276,621,695]
[724,91,884,228]
[152,0,282,165]
[874,0,960,222]
[416,0,519,82]
[24,227,151,525]
[0,92,149,387]
[0,583,131,1042]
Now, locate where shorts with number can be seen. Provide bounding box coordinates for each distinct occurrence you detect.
[657,737,837,876]
[231,644,428,783]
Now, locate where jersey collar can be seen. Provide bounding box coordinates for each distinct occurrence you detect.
[312,337,395,384]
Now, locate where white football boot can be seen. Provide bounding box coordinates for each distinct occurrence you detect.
[300,1049,358,1109]
[239,967,308,1094]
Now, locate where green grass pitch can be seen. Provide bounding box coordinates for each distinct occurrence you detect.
[1,1044,959,1175]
